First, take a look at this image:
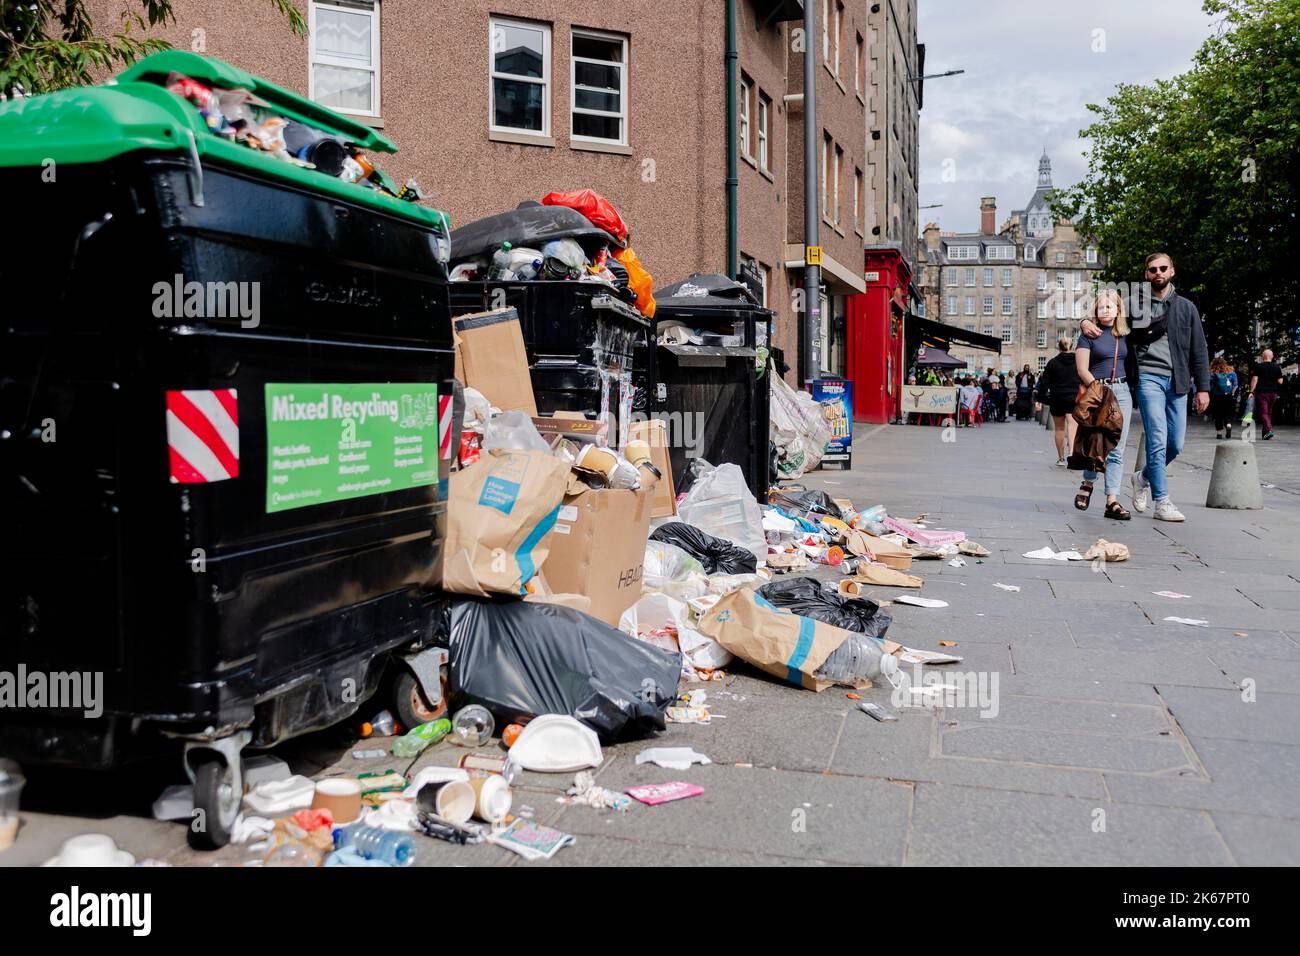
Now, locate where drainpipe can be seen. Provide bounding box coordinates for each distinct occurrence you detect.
[725,0,739,280]
[803,0,821,383]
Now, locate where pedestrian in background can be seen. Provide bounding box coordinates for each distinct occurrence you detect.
[1015,365,1036,420]
[1036,336,1082,466]
[1073,290,1135,519]
[992,376,1009,422]
[1249,348,1283,440]
[1208,355,1238,439]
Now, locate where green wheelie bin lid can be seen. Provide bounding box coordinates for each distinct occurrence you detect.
[0,50,448,232]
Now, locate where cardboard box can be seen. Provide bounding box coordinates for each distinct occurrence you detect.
[628,418,676,518]
[530,414,609,449]
[452,307,538,416]
[542,473,657,626]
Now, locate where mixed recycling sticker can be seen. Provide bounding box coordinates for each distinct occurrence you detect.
[264,383,438,513]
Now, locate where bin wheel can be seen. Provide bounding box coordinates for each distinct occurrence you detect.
[188,758,239,850]
[393,668,447,730]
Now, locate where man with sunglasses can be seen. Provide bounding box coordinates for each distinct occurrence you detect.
[1081,252,1210,522]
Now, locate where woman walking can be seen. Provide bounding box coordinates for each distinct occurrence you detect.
[1036,337,1082,466]
[1074,290,1135,520]
[1208,356,1239,439]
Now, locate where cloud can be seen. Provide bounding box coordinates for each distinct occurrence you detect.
[918,0,1216,232]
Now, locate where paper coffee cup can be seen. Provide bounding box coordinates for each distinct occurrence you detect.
[574,443,617,478]
[624,440,651,466]
[311,778,362,825]
[418,779,475,824]
[469,775,512,823]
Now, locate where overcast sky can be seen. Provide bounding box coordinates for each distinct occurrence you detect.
[917,0,1218,234]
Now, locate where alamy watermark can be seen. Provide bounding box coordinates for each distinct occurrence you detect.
[889,665,1001,719]
[627,410,707,457]
[0,665,103,718]
[152,273,260,329]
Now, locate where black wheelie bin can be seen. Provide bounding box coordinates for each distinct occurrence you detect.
[0,52,458,848]
[641,274,774,499]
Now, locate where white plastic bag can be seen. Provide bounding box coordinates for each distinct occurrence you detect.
[643,541,710,601]
[619,593,734,672]
[676,463,767,563]
[482,410,551,453]
[769,373,831,477]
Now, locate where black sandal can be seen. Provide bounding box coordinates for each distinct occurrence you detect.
[1105,500,1131,521]
[1074,481,1094,511]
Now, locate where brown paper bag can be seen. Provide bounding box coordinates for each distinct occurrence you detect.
[853,564,924,588]
[452,308,538,416]
[845,529,913,570]
[695,588,859,692]
[443,449,570,596]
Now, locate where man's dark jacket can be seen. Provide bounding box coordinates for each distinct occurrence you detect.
[1122,289,1211,397]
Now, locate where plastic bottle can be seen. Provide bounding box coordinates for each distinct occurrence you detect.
[815,635,900,685]
[487,242,515,281]
[515,258,542,281]
[334,825,418,867]
[450,704,494,748]
[850,504,888,536]
[360,709,395,738]
[391,717,452,757]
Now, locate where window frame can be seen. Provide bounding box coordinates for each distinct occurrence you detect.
[489,15,552,137]
[983,267,993,287]
[853,167,863,232]
[1001,267,1013,287]
[946,295,957,315]
[1001,295,1013,315]
[1037,329,1048,348]
[964,267,975,286]
[738,74,752,159]
[946,269,958,288]
[309,0,382,118]
[570,27,628,146]
[833,1,843,78]
[1001,324,1013,344]
[982,295,994,316]
[757,91,771,170]
[832,143,843,225]
[965,296,976,316]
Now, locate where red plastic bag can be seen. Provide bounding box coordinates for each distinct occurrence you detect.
[613,246,656,318]
[542,189,629,244]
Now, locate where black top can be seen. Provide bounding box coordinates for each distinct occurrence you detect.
[1036,352,1082,401]
[1252,361,1284,394]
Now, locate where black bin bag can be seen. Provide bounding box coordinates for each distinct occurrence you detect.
[757,577,892,639]
[649,521,757,575]
[447,598,681,742]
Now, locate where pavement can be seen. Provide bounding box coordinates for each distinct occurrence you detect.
[5,413,1298,867]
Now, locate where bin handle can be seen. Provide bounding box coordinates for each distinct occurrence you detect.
[184,130,205,208]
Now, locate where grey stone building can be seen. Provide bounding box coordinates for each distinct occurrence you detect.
[916,150,1105,377]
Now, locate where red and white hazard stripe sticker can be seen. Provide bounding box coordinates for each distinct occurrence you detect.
[166,389,239,483]
[439,394,452,459]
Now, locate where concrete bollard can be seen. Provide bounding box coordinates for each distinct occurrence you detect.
[1206,440,1264,510]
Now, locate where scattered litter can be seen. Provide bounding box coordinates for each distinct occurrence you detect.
[857,702,897,722]
[626,782,704,806]
[243,775,315,816]
[948,556,967,568]
[1163,616,1210,627]
[508,715,604,773]
[957,540,991,557]
[1084,539,1129,562]
[560,771,632,811]
[846,692,862,700]
[487,819,575,861]
[1152,591,1191,599]
[1235,632,1248,638]
[938,640,958,647]
[893,595,949,608]
[635,747,712,770]
[352,748,387,760]
[994,583,1021,592]
[894,644,962,665]
[666,705,712,724]
[1023,547,1084,561]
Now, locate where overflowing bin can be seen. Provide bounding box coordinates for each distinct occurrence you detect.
[448,204,653,448]
[639,274,775,499]
[0,52,457,847]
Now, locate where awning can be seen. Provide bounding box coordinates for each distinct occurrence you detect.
[907,315,1002,354]
[914,347,966,369]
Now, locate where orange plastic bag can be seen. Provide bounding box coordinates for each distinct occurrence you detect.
[613,246,656,318]
[542,189,629,244]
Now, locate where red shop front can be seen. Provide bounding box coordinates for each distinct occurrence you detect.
[847,246,910,424]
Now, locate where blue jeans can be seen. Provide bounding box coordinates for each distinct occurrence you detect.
[1083,384,1133,497]
[1137,374,1187,501]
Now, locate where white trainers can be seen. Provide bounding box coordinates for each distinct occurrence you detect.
[1055,457,1067,467]
[1131,472,1151,513]
[1153,499,1186,522]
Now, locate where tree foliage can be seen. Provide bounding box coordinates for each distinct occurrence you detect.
[1,0,306,99]
[1055,0,1300,366]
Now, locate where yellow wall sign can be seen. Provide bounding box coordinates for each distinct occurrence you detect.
[805,245,823,266]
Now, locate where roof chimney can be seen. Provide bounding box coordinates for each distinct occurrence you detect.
[923,222,941,251]
[980,197,997,235]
